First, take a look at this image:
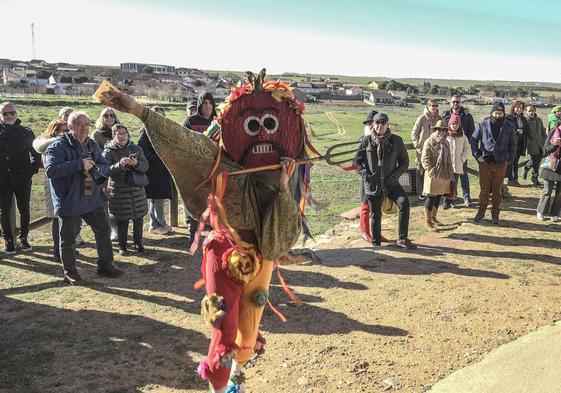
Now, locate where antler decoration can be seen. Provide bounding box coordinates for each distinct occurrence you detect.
[246,68,267,92]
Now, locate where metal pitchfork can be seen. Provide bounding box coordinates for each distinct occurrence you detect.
[229,141,360,175]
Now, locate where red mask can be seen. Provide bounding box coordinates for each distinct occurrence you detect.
[219,88,305,168]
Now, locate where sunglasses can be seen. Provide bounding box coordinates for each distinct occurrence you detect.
[429,104,439,107]
[375,120,387,125]
[103,113,116,118]
[451,101,461,104]
[2,111,16,116]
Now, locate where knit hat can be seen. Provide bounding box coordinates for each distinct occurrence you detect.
[363,110,379,124]
[449,112,461,125]
[491,101,505,113]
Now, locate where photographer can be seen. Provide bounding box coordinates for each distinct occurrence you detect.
[102,124,149,255]
[45,111,123,285]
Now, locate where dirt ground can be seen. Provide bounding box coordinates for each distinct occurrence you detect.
[1,184,560,393]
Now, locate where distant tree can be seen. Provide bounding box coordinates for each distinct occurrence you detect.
[144,66,154,74]
[72,75,89,83]
[60,75,72,83]
[36,69,51,79]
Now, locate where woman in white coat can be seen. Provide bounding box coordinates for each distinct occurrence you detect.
[443,112,471,209]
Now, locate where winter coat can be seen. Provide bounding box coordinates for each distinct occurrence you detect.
[540,130,561,182]
[102,140,149,221]
[442,107,476,140]
[0,119,40,188]
[471,118,517,165]
[506,113,528,156]
[91,127,113,150]
[446,134,470,175]
[411,106,440,167]
[45,133,110,217]
[137,128,175,199]
[353,132,409,198]
[33,136,58,218]
[182,91,217,132]
[421,134,453,196]
[524,114,547,156]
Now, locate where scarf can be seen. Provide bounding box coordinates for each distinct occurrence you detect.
[371,131,392,166]
[447,127,463,138]
[433,133,454,180]
[515,114,524,129]
[551,126,561,159]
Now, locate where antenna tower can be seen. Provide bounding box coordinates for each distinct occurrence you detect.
[31,23,36,59]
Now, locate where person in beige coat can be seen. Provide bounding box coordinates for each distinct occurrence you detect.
[421,119,454,231]
[412,99,440,199]
[443,112,470,209]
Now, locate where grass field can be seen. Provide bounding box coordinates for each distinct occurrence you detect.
[9,96,556,234]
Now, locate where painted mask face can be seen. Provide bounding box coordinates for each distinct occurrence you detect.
[220,90,304,168]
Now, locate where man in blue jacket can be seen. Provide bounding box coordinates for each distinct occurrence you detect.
[45,111,123,285]
[470,102,516,225]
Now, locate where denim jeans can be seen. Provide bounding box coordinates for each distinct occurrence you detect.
[59,207,113,275]
[149,199,167,230]
[459,161,471,200]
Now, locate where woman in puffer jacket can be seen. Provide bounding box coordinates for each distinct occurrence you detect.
[32,120,68,261]
[443,113,470,209]
[421,119,454,231]
[102,124,149,255]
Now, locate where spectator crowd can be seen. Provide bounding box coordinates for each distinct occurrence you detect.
[1,92,560,285]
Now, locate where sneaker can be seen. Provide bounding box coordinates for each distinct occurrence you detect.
[4,239,16,255]
[19,238,32,252]
[396,239,417,250]
[162,224,174,234]
[531,177,540,186]
[463,198,472,208]
[442,203,452,210]
[118,248,128,256]
[552,216,560,222]
[474,211,484,223]
[418,194,426,201]
[537,212,545,221]
[149,226,168,235]
[491,213,500,225]
[75,233,84,245]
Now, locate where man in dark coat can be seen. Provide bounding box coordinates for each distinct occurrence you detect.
[137,106,175,235]
[442,94,475,206]
[182,92,217,244]
[471,102,517,225]
[353,113,416,249]
[0,102,40,254]
[45,111,123,285]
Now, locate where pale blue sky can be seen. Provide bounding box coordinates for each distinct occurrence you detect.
[3,0,561,82]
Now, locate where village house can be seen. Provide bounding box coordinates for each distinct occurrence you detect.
[121,62,175,75]
[369,90,396,105]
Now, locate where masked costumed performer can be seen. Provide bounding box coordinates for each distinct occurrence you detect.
[94,70,305,392]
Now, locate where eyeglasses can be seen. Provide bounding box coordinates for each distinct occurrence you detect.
[451,101,461,104]
[429,105,439,107]
[103,113,116,118]
[2,111,16,116]
[375,120,387,125]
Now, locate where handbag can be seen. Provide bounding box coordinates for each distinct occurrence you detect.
[126,169,150,187]
[541,156,560,172]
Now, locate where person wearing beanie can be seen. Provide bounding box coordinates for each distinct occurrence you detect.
[547,105,561,131]
[421,119,454,231]
[470,101,517,224]
[443,112,470,209]
[412,98,440,201]
[353,113,416,249]
[442,94,475,206]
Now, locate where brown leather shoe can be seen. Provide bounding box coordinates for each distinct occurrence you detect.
[97,265,124,278]
[64,272,86,286]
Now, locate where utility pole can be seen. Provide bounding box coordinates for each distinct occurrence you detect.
[31,23,36,59]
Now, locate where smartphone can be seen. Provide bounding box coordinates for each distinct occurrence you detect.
[129,153,137,159]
